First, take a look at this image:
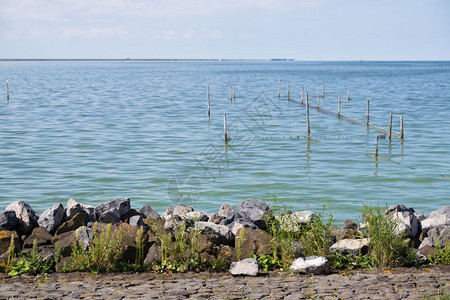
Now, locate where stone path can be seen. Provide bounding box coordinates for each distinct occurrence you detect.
[0,266,448,299]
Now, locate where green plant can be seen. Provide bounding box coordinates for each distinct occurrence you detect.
[135,226,145,266]
[6,234,16,273]
[430,240,450,265]
[251,254,282,271]
[264,193,298,269]
[362,204,406,267]
[327,252,373,270]
[9,239,54,276]
[69,223,128,273]
[303,206,334,257]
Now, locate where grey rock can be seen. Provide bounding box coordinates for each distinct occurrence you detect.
[419,237,436,256]
[94,198,131,224]
[162,205,194,220]
[208,213,224,224]
[275,211,317,232]
[229,258,259,276]
[38,203,65,234]
[144,244,161,264]
[389,205,420,238]
[129,215,145,227]
[343,219,358,230]
[410,248,427,262]
[329,238,370,256]
[290,256,330,275]
[195,221,234,244]
[139,205,161,219]
[421,206,450,234]
[414,211,426,222]
[75,226,93,250]
[66,198,84,220]
[184,211,209,222]
[0,211,19,230]
[5,201,39,235]
[237,198,270,229]
[218,203,235,218]
[427,225,449,247]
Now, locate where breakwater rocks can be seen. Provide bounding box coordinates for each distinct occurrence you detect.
[0,198,449,277]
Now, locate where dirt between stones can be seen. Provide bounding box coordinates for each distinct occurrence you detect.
[0,265,448,299]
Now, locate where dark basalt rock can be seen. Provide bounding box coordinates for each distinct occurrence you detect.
[0,211,19,231]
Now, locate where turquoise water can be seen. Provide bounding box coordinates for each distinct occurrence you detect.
[1,61,449,223]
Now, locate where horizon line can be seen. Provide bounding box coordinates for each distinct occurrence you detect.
[0,58,449,62]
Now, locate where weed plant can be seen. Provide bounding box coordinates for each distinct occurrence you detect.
[362,204,406,267]
[303,206,334,257]
[9,240,55,276]
[69,223,127,273]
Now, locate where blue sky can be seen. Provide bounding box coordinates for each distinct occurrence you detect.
[0,0,449,60]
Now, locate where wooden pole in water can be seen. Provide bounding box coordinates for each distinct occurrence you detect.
[366,99,370,125]
[322,83,325,98]
[301,87,304,105]
[289,83,292,100]
[400,115,404,140]
[207,86,210,117]
[6,80,9,101]
[389,112,393,140]
[338,95,341,119]
[375,137,379,158]
[306,94,310,137]
[278,79,281,98]
[224,113,228,143]
[233,83,236,100]
[317,90,320,110]
[230,86,233,102]
[347,86,350,101]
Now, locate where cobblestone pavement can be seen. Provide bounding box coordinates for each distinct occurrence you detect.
[0,266,448,299]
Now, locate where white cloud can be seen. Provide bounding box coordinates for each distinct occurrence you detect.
[239,32,256,40]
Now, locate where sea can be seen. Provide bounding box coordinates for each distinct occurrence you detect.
[1,60,449,224]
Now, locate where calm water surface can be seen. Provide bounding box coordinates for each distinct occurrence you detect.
[0,61,449,223]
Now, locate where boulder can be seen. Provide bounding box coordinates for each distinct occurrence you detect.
[5,201,39,235]
[389,205,420,238]
[162,205,194,220]
[22,245,55,258]
[38,203,65,235]
[121,209,141,223]
[208,213,224,224]
[23,227,53,248]
[235,227,272,258]
[0,230,22,255]
[184,211,209,222]
[129,215,146,227]
[53,230,76,257]
[144,243,161,264]
[94,198,131,224]
[75,226,93,250]
[119,224,149,263]
[427,225,449,247]
[195,221,234,245]
[55,212,87,236]
[218,204,235,218]
[290,256,330,275]
[65,198,84,221]
[0,211,19,231]
[142,218,165,234]
[236,199,270,229]
[343,219,358,230]
[139,205,161,219]
[329,238,370,256]
[414,211,426,222]
[229,258,259,276]
[220,212,258,235]
[421,206,450,234]
[418,237,436,256]
[275,211,317,233]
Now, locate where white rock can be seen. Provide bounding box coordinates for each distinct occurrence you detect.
[329,238,370,256]
[229,258,259,276]
[290,256,329,275]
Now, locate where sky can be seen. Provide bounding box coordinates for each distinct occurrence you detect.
[0,0,449,60]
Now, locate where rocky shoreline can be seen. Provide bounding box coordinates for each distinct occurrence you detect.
[1,198,449,298]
